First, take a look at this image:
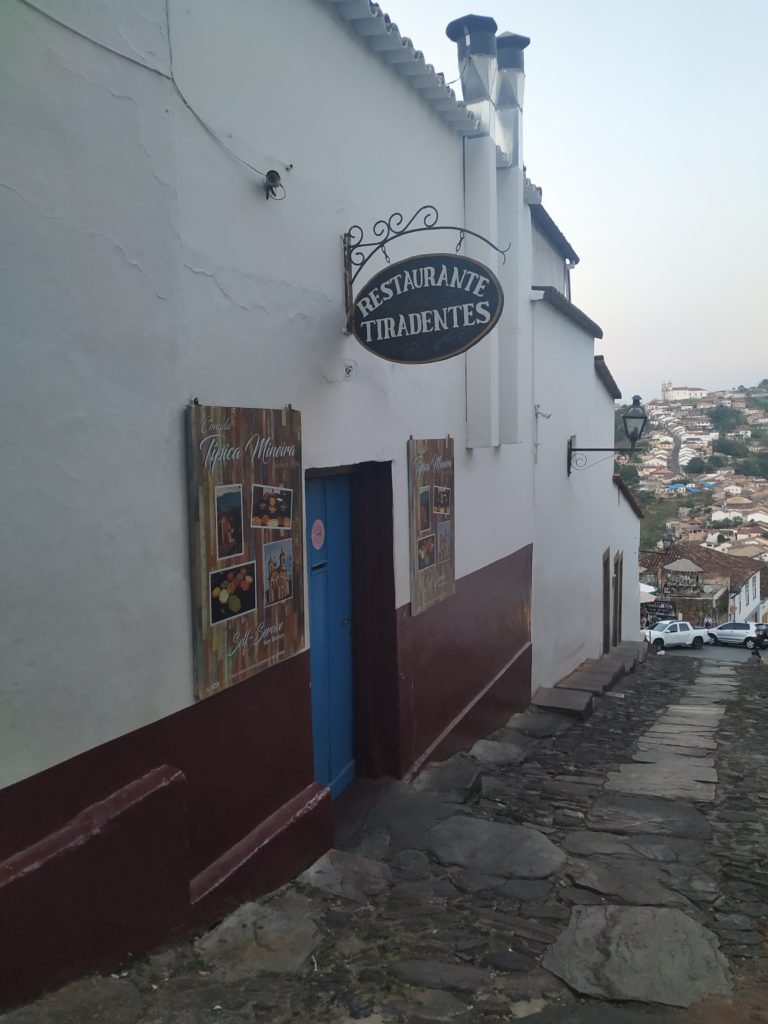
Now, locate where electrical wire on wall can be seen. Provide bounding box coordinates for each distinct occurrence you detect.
[15,0,287,190]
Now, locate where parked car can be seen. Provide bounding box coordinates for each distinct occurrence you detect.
[753,623,768,648]
[645,621,711,650]
[707,621,762,649]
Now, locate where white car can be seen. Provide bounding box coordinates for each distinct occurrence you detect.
[645,621,710,650]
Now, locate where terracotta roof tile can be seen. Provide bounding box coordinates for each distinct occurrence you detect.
[639,543,762,591]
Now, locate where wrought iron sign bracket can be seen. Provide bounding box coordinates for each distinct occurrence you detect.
[567,441,636,476]
[343,205,510,333]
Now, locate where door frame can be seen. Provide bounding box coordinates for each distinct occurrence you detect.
[602,548,611,655]
[612,551,623,646]
[305,461,399,779]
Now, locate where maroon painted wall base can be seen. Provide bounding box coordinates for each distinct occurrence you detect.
[408,643,533,777]
[0,654,333,1012]
[0,766,190,1010]
[396,545,533,777]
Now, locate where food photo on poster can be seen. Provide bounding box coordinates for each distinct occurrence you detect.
[251,484,293,530]
[417,533,436,571]
[209,561,256,625]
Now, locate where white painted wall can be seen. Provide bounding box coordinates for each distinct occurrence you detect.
[0,0,536,787]
[531,227,569,293]
[736,572,761,621]
[1,0,184,786]
[530,299,640,689]
[1,0,638,789]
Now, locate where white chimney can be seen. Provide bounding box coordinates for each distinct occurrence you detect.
[445,16,532,449]
[496,32,529,167]
[445,15,499,138]
[445,16,529,165]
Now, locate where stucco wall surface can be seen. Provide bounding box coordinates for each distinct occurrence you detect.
[0,0,535,787]
[530,299,640,689]
[531,227,569,293]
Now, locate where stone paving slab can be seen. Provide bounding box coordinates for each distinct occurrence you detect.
[659,709,724,720]
[468,738,527,766]
[520,1006,696,1024]
[556,671,614,695]
[543,906,732,1007]
[645,722,718,734]
[636,742,717,759]
[605,773,716,802]
[609,762,717,784]
[588,793,711,838]
[565,857,694,908]
[505,710,574,737]
[631,750,716,769]
[426,815,566,878]
[532,687,594,717]
[299,850,393,904]
[410,753,481,803]
[194,892,324,978]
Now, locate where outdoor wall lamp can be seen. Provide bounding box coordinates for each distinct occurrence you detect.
[263,169,286,200]
[567,395,648,475]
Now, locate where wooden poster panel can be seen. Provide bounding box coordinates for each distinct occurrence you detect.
[187,405,304,699]
[407,437,455,616]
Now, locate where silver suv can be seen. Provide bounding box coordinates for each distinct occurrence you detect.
[707,621,760,649]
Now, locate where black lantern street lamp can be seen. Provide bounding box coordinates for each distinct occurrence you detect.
[567,394,648,475]
[621,395,649,448]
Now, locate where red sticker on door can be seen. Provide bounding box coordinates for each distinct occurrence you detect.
[311,518,325,550]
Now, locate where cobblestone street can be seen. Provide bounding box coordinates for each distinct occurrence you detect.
[4,653,768,1024]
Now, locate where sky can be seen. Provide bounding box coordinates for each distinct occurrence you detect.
[378,0,768,401]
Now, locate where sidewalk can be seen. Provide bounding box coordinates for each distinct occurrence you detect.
[3,655,767,1024]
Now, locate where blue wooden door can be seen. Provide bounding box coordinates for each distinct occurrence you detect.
[306,476,355,798]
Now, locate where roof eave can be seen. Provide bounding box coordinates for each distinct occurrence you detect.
[595,355,622,400]
[613,475,644,520]
[528,202,580,264]
[322,1,481,136]
[532,286,604,340]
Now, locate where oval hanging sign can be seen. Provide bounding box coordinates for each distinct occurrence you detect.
[352,253,504,364]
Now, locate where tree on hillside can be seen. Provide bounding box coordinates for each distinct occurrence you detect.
[712,439,750,458]
[734,453,768,478]
[614,461,639,485]
[706,404,746,434]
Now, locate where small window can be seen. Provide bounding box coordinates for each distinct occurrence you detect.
[667,624,678,633]
[679,623,690,631]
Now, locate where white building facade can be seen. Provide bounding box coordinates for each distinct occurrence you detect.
[0,0,641,1006]
[661,382,708,402]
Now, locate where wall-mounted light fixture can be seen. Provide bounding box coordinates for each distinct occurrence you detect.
[264,169,286,200]
[567,394,648,475]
